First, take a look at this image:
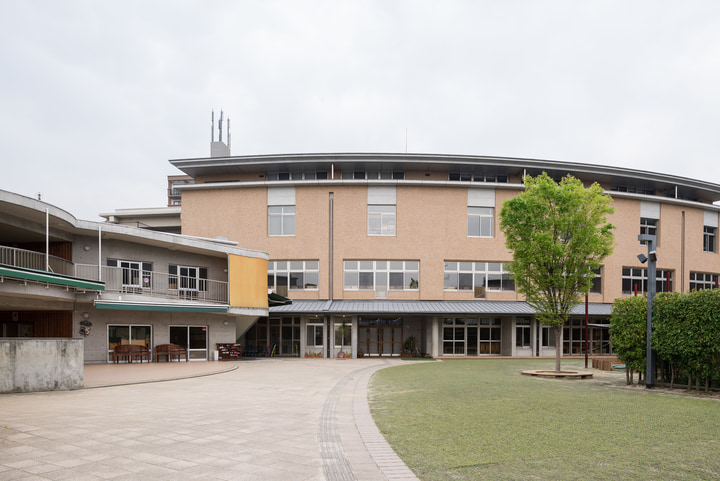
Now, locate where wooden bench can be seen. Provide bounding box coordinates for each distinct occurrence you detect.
[154,343,188,362]
[113,344,151,363]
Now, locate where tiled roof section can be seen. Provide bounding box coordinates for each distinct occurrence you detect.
[269,299,612,316]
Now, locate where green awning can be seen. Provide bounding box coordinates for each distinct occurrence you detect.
[94,300,227,313]
[268,292,292,306]
[0,265,105,291]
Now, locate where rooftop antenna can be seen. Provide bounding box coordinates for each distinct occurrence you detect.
[211,110,215,142]
[227,117,231,149]
[218,110,224,143]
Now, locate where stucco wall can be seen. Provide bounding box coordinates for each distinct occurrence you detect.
[0,339,84,393]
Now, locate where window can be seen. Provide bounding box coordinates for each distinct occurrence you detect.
[640,201,660,246]
[267,170,328,180]
[268,206,295,236]
[368,186,396,236]
[344,260,419,291]
[342,169,404,180]
[541,326,555,348]
[468,189,495,238]
[306,317,324,356]
[268,261,319,291]
[443,262,514,294]
[467,207,494,237]
[704,226,717,253]
[268,187,295,236]
[622,268,673,295]
[590,267,602,294]
[689,272,718,291]
[169,265,208,296]
[640,218,657,245]
[516,318,531,348]
[107,259,152,292]
[450,172,508,183]
[368,205,396,235]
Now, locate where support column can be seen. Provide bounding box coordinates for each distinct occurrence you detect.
[431,317,439,358]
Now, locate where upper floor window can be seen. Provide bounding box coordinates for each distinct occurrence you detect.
[342,169,404,180]
[368,186,396,236]
[467,189,495,238]
[689,272,718,291]
[704,210,718,253]
[343,260,419,292]
[640,201,660,246]
[443,261,514,297]
[268,261,319,291]
[267,170,328,181]
[169,265,208,293]
[106,259,152,292]
[589,267,602,294]
[622,267,673,295]
[268,187,295,236]
[450,173,508,183]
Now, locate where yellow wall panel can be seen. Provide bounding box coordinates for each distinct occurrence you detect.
[228,254,268,309]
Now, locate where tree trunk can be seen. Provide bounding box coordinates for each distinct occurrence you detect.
[670,365,675,389]
[554,325,562,373]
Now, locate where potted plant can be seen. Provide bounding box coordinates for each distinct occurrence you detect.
[402,336,419,358]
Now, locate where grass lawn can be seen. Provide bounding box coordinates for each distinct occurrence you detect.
[369,359,720,481]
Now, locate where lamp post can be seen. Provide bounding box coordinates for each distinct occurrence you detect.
[637,234,657,388]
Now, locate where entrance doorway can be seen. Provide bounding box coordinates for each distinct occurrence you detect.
[170,325,208,360]
[358,318,403,356]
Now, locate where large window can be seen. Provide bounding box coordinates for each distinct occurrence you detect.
[443,317,501,356]
[590,267,602,294]
[268,261,319,292]
[639,201,660,246]
[689,272,719,291]
[640,217,657,244]
[622,268,673,294]
[443,262,514,295]
[306,317,324,356]
[343,260,419,291]
[170,325,208,360]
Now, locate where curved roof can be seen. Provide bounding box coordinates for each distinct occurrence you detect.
[170,152,720,204]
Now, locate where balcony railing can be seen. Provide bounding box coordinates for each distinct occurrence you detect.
[0,245,74,276]
[0,245,228,304]
[74,264,229,304]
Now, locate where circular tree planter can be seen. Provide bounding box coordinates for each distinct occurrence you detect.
[521,370,593,379]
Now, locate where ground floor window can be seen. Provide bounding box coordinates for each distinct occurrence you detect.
[689,271,719,291]
[562,319,611,355]
[515,318,531,348]
[107,324,151,362]
[170,325,207,360]
[443,317,501,356]
[358,318,402,356]
[541,326,556,348]
[334,320,352,357]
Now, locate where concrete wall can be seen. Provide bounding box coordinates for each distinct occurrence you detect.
[0,339,83,393]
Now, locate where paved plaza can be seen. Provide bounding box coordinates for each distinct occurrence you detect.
[0,359,419,481]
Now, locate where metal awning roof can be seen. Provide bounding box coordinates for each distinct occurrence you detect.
[269,299,612,316]
[0,265,105,291]
[95,300,227,313]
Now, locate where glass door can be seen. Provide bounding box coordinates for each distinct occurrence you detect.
[107,325,152,362]
[170,325,208,360]
[306,317,324,357]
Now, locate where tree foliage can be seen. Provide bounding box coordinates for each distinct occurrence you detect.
[609,296,646,384]
[499,173,615,372]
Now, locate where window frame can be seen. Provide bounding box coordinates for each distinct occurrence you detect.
[268,260,319,291]
[704,225,717,253]
[343,260,419,291]
[443,261,514,293]
[268,205,296,236]
[621,267,673,295]
[368,204,396,236]
[467,207,494,238]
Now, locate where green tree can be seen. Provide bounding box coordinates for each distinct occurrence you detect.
[499,173,615,372]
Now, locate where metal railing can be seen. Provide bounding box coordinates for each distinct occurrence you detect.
[0,245,74,276]
[75,264,229,304]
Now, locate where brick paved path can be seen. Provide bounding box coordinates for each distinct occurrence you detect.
[0,359,419,481]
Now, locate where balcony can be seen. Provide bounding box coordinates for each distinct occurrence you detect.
[1,245,228,305]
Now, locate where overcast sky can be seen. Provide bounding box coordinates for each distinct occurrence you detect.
[2,1,720,221]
